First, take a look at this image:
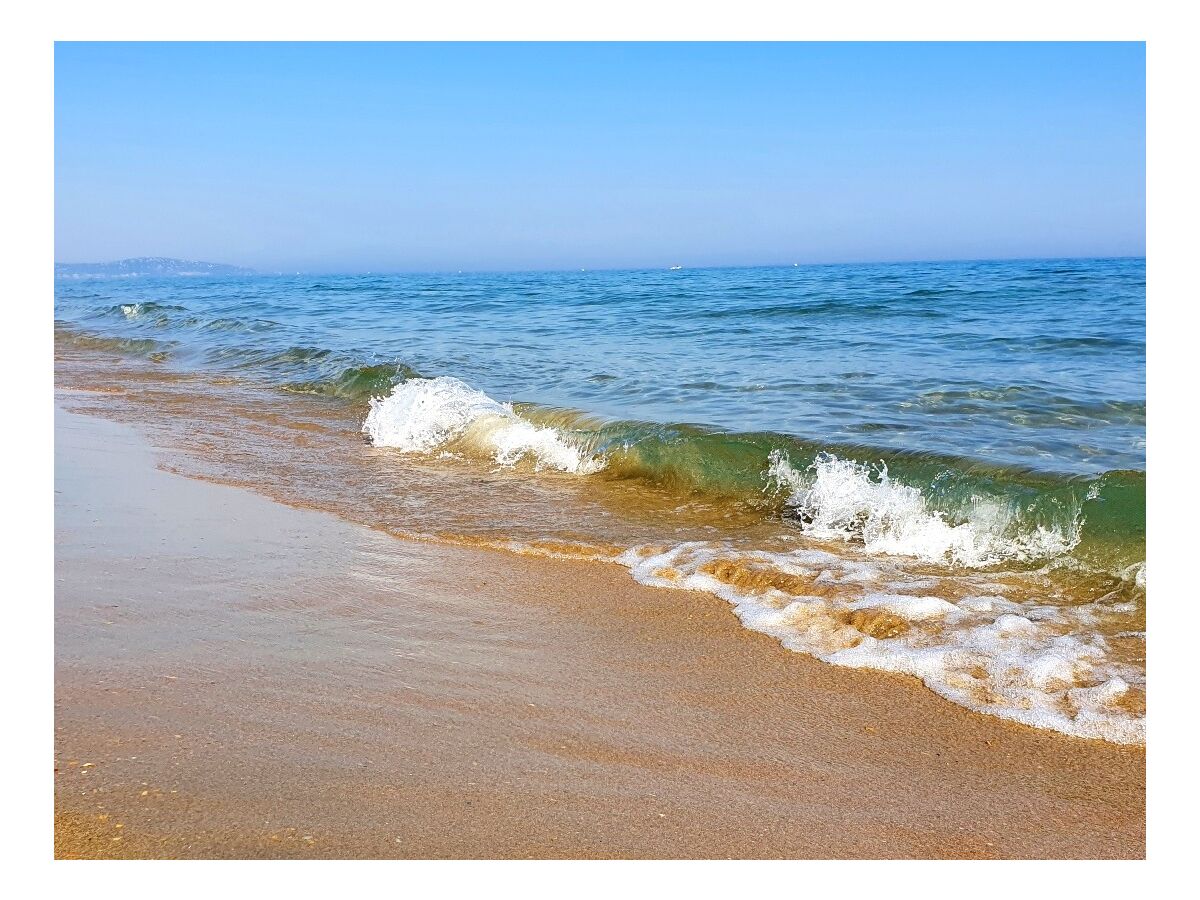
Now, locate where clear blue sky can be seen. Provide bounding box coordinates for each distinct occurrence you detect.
[55,42,1145,273]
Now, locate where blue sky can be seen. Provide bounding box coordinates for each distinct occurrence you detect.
[55,42,1145,272]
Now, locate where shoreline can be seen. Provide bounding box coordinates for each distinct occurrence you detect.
[50,343,1146,746]
[54,399,1145,858]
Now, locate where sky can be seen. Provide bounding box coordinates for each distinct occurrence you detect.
[54,42,1145,273]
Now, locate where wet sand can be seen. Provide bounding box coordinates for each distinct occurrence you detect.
[54,400,1144,858]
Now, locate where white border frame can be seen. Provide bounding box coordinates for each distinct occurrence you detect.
[7,2,1189,893]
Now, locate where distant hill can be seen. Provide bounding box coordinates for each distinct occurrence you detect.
[55,257,255,278]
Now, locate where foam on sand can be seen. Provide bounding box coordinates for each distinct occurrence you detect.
[620,542,1144,744]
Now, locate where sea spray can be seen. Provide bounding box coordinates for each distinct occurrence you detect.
[766,450,1080,567]
[363,376,605,474]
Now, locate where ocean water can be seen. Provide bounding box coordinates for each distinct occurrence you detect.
[54,257,1147,743]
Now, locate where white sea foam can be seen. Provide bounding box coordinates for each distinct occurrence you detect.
[618,542,1144,744]
[1123,561,1147,590]
[362,376,603,474]
[767,451,1079,567]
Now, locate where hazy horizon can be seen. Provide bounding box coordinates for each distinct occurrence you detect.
[54,251,1148,277]
[55,42,1145,272]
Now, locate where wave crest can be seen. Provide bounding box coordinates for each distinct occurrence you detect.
[768,451,1080,567]
[362,377,604,474]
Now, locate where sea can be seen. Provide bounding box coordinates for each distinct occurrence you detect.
[54,257,1147,743]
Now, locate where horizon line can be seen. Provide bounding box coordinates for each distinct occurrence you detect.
[54,252,1147,278]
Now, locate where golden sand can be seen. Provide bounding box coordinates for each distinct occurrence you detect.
[54,401,1144,859]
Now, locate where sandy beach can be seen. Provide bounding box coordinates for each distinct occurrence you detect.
[53,398,1144,859]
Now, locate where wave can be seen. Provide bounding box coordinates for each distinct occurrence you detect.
[914,386,1145,427]
[361,377,1144,574]
[104,302,278,334]
[766,452,1079,568]
[56,324,175,362]
[283,363,421,401]
[363,376,606,474]
[983,334,1145,354]
[695,299,950,321]
[201,345,337,373]
[111,301,188,319]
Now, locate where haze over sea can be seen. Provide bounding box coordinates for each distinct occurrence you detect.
[55,256,1146,744]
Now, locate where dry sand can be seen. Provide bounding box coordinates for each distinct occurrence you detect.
[54,399,1144,858]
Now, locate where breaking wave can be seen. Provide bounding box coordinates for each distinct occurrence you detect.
[361,376,1143,574]
[363,376,606,474]
[766,451,1080,568]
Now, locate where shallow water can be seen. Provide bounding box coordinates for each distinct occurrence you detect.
[55,257,1146,743]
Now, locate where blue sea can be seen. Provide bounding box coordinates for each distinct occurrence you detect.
[55,257,1147,743]
[56,257,1145,475]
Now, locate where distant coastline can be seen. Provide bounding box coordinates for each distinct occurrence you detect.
[55,257,254,278]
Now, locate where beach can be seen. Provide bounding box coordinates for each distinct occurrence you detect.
[54,397,1144,859]
[51,265,1149,748]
